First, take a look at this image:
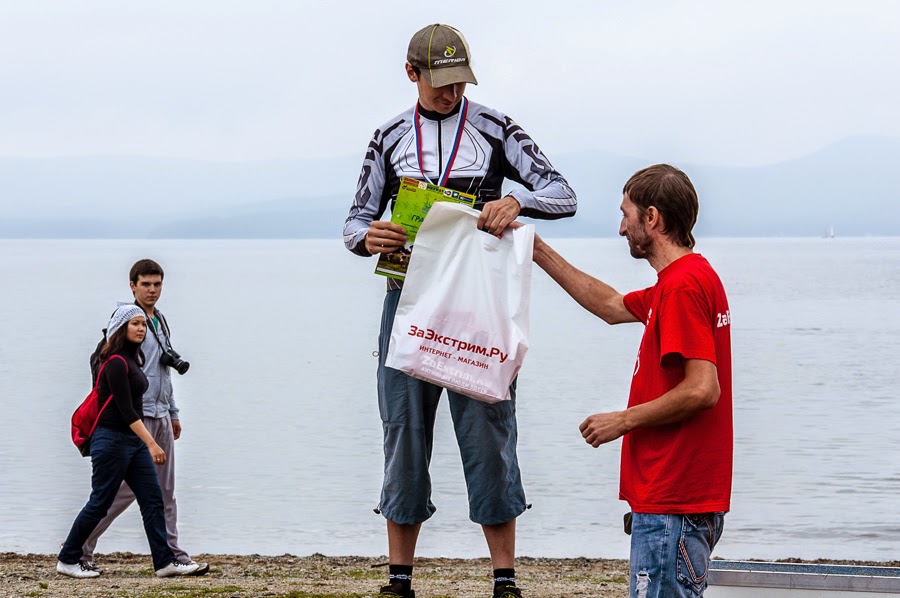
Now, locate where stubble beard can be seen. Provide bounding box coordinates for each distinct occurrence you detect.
[627,226,654,260]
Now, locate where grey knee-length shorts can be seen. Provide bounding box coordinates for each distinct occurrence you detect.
[376,290,527,525]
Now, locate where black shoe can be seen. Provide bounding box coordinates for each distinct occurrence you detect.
[80,560,103,574]
[378,582,415,597]
[494,585,523,598]
[187,561,210,576]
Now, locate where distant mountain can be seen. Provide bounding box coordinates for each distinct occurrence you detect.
[0,136,897,238]
[150,195,348,239]
[684,135,900,237]
[0,154,361,238]
[556,135,900,237]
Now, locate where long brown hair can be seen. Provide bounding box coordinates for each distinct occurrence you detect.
[99,324,145,367]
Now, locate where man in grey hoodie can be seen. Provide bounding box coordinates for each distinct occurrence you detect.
[80,259,208,575]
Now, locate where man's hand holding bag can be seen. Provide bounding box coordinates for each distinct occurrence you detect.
[385,201,534,403]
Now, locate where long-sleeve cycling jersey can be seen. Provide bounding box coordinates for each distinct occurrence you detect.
[343,98,577,258]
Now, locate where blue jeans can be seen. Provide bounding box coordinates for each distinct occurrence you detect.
[629,512,725,598]
[58,427,174,571]
[377,290,527,525]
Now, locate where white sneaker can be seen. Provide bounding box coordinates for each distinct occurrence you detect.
[155,560,201,577]
[57,560,101,578]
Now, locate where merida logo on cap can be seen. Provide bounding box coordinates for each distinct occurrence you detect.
[444,46,456,58]
[433,57,467,65]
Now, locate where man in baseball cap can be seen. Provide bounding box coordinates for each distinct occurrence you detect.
[406,23,478,88]
[343,23,577,598]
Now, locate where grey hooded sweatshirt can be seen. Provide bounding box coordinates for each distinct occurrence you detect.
[118,301,180,420]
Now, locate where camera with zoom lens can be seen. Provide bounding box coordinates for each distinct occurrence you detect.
[159,348,190,375]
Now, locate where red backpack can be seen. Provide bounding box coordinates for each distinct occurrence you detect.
[71,355,127,457]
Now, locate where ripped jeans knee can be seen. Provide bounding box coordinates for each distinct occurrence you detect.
[635,570,651,598]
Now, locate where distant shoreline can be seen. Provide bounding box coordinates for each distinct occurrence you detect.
[3,553,897,598]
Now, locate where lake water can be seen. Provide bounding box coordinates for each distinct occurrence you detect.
[0,237,898,562]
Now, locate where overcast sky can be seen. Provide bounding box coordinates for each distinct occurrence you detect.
[2,0,898,166]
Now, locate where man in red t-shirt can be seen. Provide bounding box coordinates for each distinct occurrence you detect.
[533,164,732,598]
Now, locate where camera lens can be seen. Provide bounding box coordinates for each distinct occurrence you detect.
[160,349,190,375]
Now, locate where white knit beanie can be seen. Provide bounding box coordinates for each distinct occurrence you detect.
[107,304,146,339]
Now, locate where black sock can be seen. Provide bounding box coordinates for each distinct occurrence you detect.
[389,564,413,593]
[494,567,516,590]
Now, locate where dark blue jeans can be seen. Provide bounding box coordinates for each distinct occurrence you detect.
[58,427,174,571]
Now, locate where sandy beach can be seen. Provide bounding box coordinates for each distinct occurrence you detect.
[4,553,898,598]
[0,552,628,597]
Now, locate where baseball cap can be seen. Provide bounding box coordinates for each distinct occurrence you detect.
[407,23,478,88]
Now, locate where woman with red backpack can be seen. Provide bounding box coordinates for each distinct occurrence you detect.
[57,304,199,579]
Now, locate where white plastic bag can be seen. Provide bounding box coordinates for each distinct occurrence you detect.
[385,201,534,403]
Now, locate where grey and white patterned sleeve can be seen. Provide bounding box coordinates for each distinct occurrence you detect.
[343,128,388,256]
[485,112,577,220]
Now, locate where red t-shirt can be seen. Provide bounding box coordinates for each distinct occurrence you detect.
[621,253,733,514]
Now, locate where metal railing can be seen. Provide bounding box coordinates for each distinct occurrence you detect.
[708,561,900,596]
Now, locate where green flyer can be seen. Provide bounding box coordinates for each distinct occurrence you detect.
[374,177,476,280]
